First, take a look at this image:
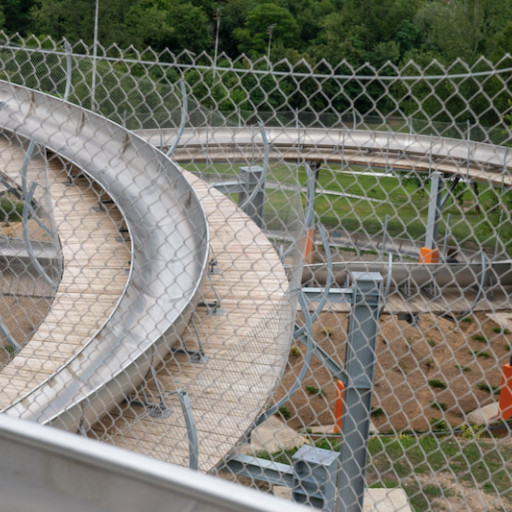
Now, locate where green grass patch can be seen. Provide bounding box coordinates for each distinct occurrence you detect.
[430,418,450,431]
[455,364,471,372]
[462,317,474,324]
[493,327,511,335]
[289,345,301,357]
[471,334,488,343]
[0,197,25,222]
[430,401,447,411]
[428,379,447,390]
[182,162,505,255]
[470,350,491,359]
[368,436,512,509]
[276,406,291,420]
[477,383,500,394]
[371,407,385,418]
[305,385,324,396]
[3,343,16,356]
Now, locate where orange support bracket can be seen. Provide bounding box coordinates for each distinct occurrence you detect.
[305,227,316,264]
[499,364,512,420]
[333,380,345,433]
[419,247,439,264]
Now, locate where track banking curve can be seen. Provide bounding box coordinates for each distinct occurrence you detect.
[1,81,511,435]
[138,126,512,293]
[0,81,210,431]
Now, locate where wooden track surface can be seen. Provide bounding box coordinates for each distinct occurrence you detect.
[0,139,130,407]
[92,171,293,471]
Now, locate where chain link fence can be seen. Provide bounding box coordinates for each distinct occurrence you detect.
[0,33,512,511]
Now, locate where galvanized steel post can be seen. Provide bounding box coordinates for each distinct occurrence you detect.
[336,272,382,512]
[425,171,443,250]
[238,166,265,227]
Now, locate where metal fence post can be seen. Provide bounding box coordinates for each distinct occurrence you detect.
[424,171,443,250]
[336,272,383,512]
[238,165,265,227]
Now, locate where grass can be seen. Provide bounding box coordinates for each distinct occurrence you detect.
[430,401,447,411]
[276,406,291,420]
[305,385,324,396]
[471,334,488,343]
[180,162,506,255]
[0,197,25,222]
[371,407,385,418]
[493,327,511,335]
[368,436,512,511]
[3,343,16,356]
[477,383,500,394]
[455,364,471,372]
[255,434,512,511]
[462,317,474,324]
[428,379,447,390]
[430,418,450,431]
[289,345,301,357]
[469,350,491,359]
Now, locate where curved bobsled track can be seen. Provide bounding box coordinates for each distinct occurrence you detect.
[1,80,512,471]
[0,81,292,471]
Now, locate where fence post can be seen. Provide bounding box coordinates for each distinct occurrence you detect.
[336,272,382,512]
[421,170,442,263]
[238,166,265,227]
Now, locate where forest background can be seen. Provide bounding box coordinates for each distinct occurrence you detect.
[2,0,512,67]
[1,0,512,141]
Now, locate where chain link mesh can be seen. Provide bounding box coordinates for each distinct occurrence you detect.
[1,33,512,511]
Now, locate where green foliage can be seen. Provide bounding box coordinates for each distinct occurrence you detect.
[0,197,24,222]
[305,385,324,396]
[124,0,212,53]
[289,345,301,357]
[430,417,449,431]
[469,350,491,359]
[276,406,291,420]
[371,407,385,418]
[428,379,447,390]
[3,343,16,356]
[234,3,299,57]
[430,401,447,411]
[477,383,500,394]
[471,334,488,343]
[5,0,512,71]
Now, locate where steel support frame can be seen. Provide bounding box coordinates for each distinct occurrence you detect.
[425,171,443,250]
[223,272,383,512]
[336,272,383,512]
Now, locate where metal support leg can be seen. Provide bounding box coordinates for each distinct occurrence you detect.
[197,273,223,316]
[173,317,209,364]
[425,171,443,251]
[177,389,199,471]
[238,166,265,227]
[127,366,172,418]
[336,272,383,512]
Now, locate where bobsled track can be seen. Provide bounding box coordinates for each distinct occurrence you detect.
[1,80,512,503]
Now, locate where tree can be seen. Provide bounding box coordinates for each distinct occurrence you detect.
[416,0,512,63]
[124,0,211,53]
[234,3,300,57]
[1,0,33,35]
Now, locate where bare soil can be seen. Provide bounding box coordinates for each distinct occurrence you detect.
[273,311,511,433]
